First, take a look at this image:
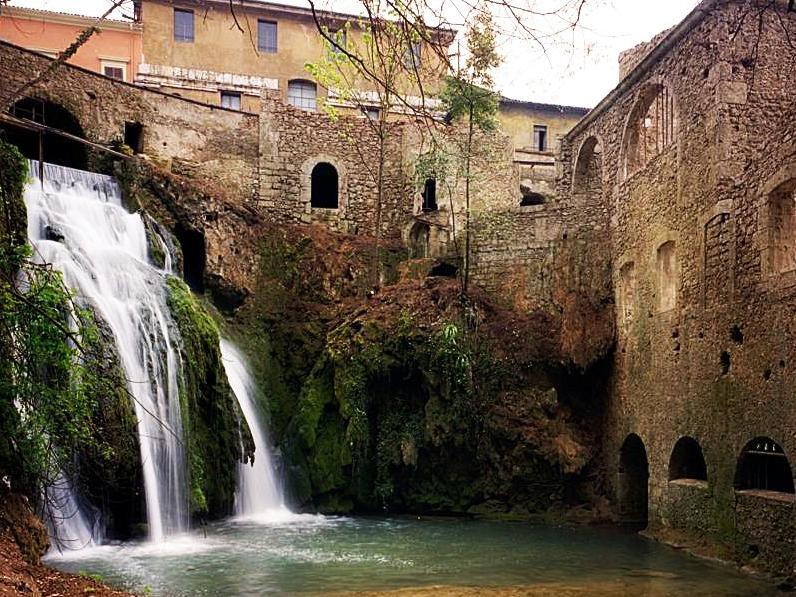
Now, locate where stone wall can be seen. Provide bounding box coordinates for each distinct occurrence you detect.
[0,41,260,202]
[258,93,411,240]
[561,0,796,576]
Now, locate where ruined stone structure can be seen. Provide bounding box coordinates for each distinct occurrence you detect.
[557,0,796,576]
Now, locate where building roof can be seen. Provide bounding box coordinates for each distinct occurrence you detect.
[0,5,140,30]
[499,96,590,116]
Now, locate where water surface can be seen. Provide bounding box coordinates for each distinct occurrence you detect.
[47,516,776,596]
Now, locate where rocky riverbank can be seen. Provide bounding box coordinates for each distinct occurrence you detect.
[0,490,130,597]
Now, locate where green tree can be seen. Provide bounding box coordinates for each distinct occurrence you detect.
[440,5,502,294]
[306,0,437,286]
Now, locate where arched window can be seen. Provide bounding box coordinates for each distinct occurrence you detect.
[735,437,795,495]
[311,162,338,209]
[573,136,602,203]
[4,97,87,169]
[618,433,649,527]
[618,261,636,328]
[767,178,796,274]
[657,241,677,312]
[287,80,317,111]
[622,83,676,179]
[422,178,437,212]
[668,437,708,482]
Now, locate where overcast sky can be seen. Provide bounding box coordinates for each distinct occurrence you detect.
[7,0,701,107]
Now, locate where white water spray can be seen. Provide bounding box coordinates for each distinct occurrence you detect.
[25,161,188,543]
[220,339,290,519]
[42,472,100,552]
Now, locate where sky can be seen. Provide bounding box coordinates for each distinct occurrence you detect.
[7,0,701,107]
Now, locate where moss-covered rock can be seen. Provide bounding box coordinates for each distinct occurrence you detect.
[268,275,604,516]
[166,277,252,520]
[74,308,143,539]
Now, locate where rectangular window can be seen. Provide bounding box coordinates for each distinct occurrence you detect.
[258,20,277,53]
[287,81,317,111]
[404,41,421,69]
[220,91,241,110]
[101,59,127,81]
[364,107,379,121]
[174,8,194,42]
[533,125,548,152]
[103,66,124,80]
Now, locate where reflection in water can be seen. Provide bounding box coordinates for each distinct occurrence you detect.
[46,517,775,596]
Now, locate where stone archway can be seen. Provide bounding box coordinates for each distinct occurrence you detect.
[735,437,795,495]
[668,436,708,482]
[618,433,649,527]
[409,222,430,258]
[3,97,88,169]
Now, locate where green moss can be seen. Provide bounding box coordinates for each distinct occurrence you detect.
[166,276,250,519]
[0,140,29,262]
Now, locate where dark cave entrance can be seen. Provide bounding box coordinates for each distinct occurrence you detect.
[174,224,206,294]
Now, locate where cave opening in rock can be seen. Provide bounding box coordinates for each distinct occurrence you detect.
[174,224,206,293]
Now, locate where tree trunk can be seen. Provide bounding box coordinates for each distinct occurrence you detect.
[463,104,474,295]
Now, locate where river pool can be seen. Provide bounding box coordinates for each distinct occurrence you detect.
[46,515,776,596]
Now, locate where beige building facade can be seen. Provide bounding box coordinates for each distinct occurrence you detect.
[497,98,589,203]
[134,0,454,115]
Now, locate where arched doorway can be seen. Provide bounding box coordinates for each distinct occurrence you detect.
[735,437,795,495]
[311,162,339,209]
[2,97,88,169]
[409,222,430,258]
[668,436,708,482]
[618,433,649,527]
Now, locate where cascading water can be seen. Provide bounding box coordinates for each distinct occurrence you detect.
[25,161,188,543]
[42,472,100,552]
[219,339,289,519]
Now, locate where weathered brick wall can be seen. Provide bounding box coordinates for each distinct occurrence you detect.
[469,206,562,301]
[561,0,796,575]
[258,94,411,240]
[0,41,260,202]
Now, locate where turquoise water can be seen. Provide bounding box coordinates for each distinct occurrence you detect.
[47,516,776,596]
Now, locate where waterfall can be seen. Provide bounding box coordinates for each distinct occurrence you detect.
[25,161,188,543]
[42,472,100,552]
[219,339,289,519]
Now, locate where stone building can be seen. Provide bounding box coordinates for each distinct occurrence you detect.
[497,98,589,204]
[133,0,455,115]
[0,5,142,82]
[556,0,796,576]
